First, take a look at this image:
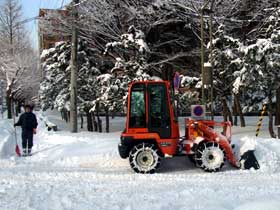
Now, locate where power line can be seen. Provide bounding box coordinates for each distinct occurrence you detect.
[61,0,65,8]
[16,16,38,27]
[55,0,61,8]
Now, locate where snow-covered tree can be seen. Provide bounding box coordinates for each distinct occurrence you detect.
[0,0,37,118]
[233,7,280,137]
[91,26,151,132]
[209,25,246,125]
[178,75,200,115]
[40,40,101,130]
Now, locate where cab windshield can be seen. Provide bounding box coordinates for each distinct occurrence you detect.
[129,84,146,128]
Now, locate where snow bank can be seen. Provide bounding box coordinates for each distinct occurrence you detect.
[254,138,280,173]
[233,136,256,157]
[0,119,18,158]
[231,135,280,173]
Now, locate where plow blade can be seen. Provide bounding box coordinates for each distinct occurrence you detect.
[239,150,260,170]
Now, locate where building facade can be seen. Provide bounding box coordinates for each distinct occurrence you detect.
[38,9,71,54]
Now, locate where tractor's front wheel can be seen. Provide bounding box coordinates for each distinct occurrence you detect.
[195,142,225,172]
[129,143,161,174]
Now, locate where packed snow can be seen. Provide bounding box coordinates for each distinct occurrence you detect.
[1,112,280,210]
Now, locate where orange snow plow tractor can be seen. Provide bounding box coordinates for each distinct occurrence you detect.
[118,81,259,173]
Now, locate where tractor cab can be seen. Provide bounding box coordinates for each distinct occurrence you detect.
[126,81,179,139]
[119,81,180,172]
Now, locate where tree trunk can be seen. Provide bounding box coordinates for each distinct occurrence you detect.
[80,114,83,129]
[268,94,276,138]
[105,107,109,133]
[16,101,21,116]
[228,108,233,125]
[232,99,238,126]
[6,95,12,119]
[92,112,98,131]
[96,101,102,133]
[86,111,93,132]
[222,98,233,124]
[222,98,228,122]
[276,87,280,138]
[111,110,115,119]
[15,101,18,117]
[222,98,229,134]
[161,63,174,82]
[234,94,246,127]
[63,109,69,123]
[222,98,233,135]
[98,118,102,133]
[64,110,69,123]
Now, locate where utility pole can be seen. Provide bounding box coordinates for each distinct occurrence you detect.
[0,80,3,119]
[200,10,205,104]
[209,0,215,120]
[70,0,79,133]
[200,0,215,116]
[200,0,211,104]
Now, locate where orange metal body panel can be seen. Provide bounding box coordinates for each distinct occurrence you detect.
[185,118,239,167]
[121,132,178,156]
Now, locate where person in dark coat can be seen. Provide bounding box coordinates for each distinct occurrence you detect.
[14,104,38,155]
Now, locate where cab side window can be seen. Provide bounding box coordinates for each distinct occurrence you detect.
[148,84,170,128]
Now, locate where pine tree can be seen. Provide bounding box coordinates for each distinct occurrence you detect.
[234,7,280,137]
[209,25,244,124]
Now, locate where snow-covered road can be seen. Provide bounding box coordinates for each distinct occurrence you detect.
[1,113,280,210]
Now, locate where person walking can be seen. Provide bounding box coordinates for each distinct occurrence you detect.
[14,104,38,156]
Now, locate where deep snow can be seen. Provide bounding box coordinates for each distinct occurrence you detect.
[1,112,280,210]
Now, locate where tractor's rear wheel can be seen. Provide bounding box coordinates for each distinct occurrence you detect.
[195,142,225,172]
[129,143,161,174]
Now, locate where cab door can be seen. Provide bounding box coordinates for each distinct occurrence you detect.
[147,83,171,138]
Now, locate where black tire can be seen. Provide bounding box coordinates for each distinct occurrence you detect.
[194,142,225,172]
[129,143,161,174]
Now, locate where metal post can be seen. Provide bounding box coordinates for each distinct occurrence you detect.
[200,11,205,104]
[70,0,79,133]
[200,0,212,105]
[209,1,215,120]
[256,104,267,137]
